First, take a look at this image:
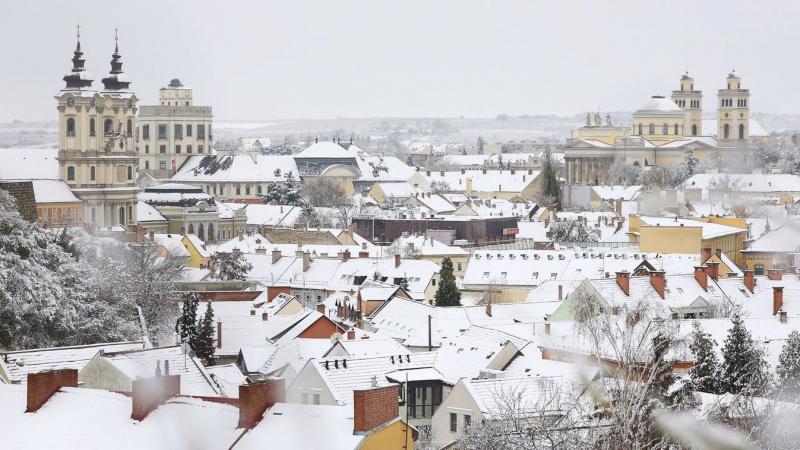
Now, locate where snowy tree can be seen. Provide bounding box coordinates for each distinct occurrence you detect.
[476,135,485,154]
[297,202,320,228]
[302,177,347,207]
[548,219,599,242]
[429,180,450,194]
[194,301,215,363]
[210,248,252,281]
[776,330,800,397]
[261,172,304,205]
[539,147,562,210]
[175,293,199,347]
[434,256,461,306]
[609,160,641,186]
[719,315,771,395]
[688,321,721,394]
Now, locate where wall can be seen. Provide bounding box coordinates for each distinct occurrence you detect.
[78,357,132,392]
[431,380,484,444]
[638,226,702,254]
[286,364,338,405]
[296,316,342,339]
[360,419,416,450]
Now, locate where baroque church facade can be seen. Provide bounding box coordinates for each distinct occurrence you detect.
[563,71,758,185]
[56,28,139,227]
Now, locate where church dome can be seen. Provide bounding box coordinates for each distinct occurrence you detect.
[727,70,740,80]
[637,95,681,113]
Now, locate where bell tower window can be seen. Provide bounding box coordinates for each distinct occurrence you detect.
[739,124,745,140]
[105,119,114,136]
[127,119,133,137]
[90,118,96,136]
[66,118,76,136]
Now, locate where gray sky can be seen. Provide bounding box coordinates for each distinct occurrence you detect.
[1,0,798,122]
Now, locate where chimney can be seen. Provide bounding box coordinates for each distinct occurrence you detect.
[131,375,181,421]
[26,369,78,413]
[558,284,563,301]
[316,304,326,314]
[255,247,266,255]
[359,251,369,259]
[440,170,445,176]
[482,168,487,174]
[485,303,492,317]
[394,254,401,268]
[615,271,630,296]
[544,322,551,335]
[706,261,720,281]
[780,310,788,323]
[262,312,268,321]
[510,169,516,175]
[426,170,431,176]
[353,385,399,434]
[460,168,465,174]
[238,378,286,429]
[694,266,708,291]
[342,250,351,262]
[768,269,783,281]
[216,321,222,349]
[774,286,784,316]
[347,329,356,340]
[271,249,282,264]
[302,251,311,272]
[361,242,367,250]
[715,248,722,259]
[743,270,755,294]
[528,168,533,175]
[649,271,666,299]
[700,247,712,262]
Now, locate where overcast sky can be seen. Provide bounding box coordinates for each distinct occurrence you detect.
[1,0,798,122]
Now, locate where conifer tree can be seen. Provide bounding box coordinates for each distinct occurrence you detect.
[175,293,199,346]
[689,321,720,394]
[434,256,461,306]
[719,315,771,395]
[210,248,253,281]
[776,330,800,397]
[194,302,216,363]
[539,147,562,211]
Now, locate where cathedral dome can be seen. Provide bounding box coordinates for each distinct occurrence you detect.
[637,95,681,113]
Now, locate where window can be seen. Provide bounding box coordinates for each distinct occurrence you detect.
[145,161,150,170]
[186,124,192,137]
[67,166,75,181]
[648,123,655,134]
[174,124,183,139]
[257,185,263,194]
[754,264,765,275]
[432,278,436,286]
[127,119,133,137]
[313,394,320,405]
[90,118,96,136]
[457,263,462,271]
[464,414,471,429]
[236,185,242,195]
[160,145,166,154]
[197,124,205,139]
[692,124,697,136]
[198,144,204,153]
[450,413,457,432]
[145,144,149,154]
[66,118,76,136]
[739,124,745,140]
[674,124,679,135]
[723,124,730,139]
[105,119,114,136]
[662,123,668,135]
[159,161,166,170]
[127,166,133,180]
[142,124,150,139]
[246,185,251,195]
[187,145,192,153]
[637,123,642,135]
[91,207,96,223]
[90,166,96,181]
[176,145,181,154]
[158,124,167,139]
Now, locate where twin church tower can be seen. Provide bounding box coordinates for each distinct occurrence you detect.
[670,70,751,142]
[56,26,139,227]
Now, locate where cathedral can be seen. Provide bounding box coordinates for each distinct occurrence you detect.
[55,27,139,227]
[563,71,765,185]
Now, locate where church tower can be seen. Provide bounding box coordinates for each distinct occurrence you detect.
[56,28,139,227]
[717,70,750,143]
[670,71,702,137]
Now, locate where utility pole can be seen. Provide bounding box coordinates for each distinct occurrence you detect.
[428,314,432,351]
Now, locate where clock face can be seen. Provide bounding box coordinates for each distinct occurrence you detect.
[66,97,75,107]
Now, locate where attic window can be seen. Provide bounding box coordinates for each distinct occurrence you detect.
[550,273,557,280]
[483,272,490,279]
[532,272,539,279]
[500,272,507,279]
[677,288,684,294]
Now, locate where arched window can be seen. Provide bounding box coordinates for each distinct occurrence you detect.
[127,119,133,137]
[691,124,697,136]
[754,264,765,276]
[638,124,643,135]
[105,119,114,136]
[118,207,125,225]
[90,118,96,136]
[188,224,194,234]
[90,166,96,181]
[207,223,215,243]
[66,118,76,136]
[648,123,655,134]
[723,124,730,139]
[739,124,745,140]
[662,123,668,135]
[198,223,205,241]
[128,205,132,223]
[257,185,263,194]
[674,124,679,135]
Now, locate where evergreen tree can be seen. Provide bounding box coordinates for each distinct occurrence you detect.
[689,321,721,394]
[194,302,215,363]
[434,256,461,306]
[540,148,562,211]
[477,135,485,154]
[261,172,304,205]
[210,248,253,281]
[719,315,771,395]
[175,293,199,347]
[776,330,800,397]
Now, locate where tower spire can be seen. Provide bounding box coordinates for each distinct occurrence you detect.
[102,27,131,91]
[63,24,93,89]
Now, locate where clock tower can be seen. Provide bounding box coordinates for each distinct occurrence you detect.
[56,28,139,227]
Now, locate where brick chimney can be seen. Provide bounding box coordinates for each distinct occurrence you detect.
[649,271,666,299]
[359,251,369,258]
[131,375,181,421]
[426,170,431,176]
[347,329,356,340]
[353,385,399,434]
[706,261,720,281]
[271,249,282,264]
[342,250,351,262]
[768,269,783,281]
[316,304,326,314]
[262,312,268,321]
[715,248,722,259]
[238,378,286,429]
[544,322,551,335]
[485,303,492,317]
[394,254,401,268]
[694,266,708,291]
[26,369,78,412]
[700,247,712,262]
[743,270,755,294]
[773,286,784,316]
[615,271,630,296]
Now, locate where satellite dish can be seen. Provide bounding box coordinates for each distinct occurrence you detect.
[330,332,343,344]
